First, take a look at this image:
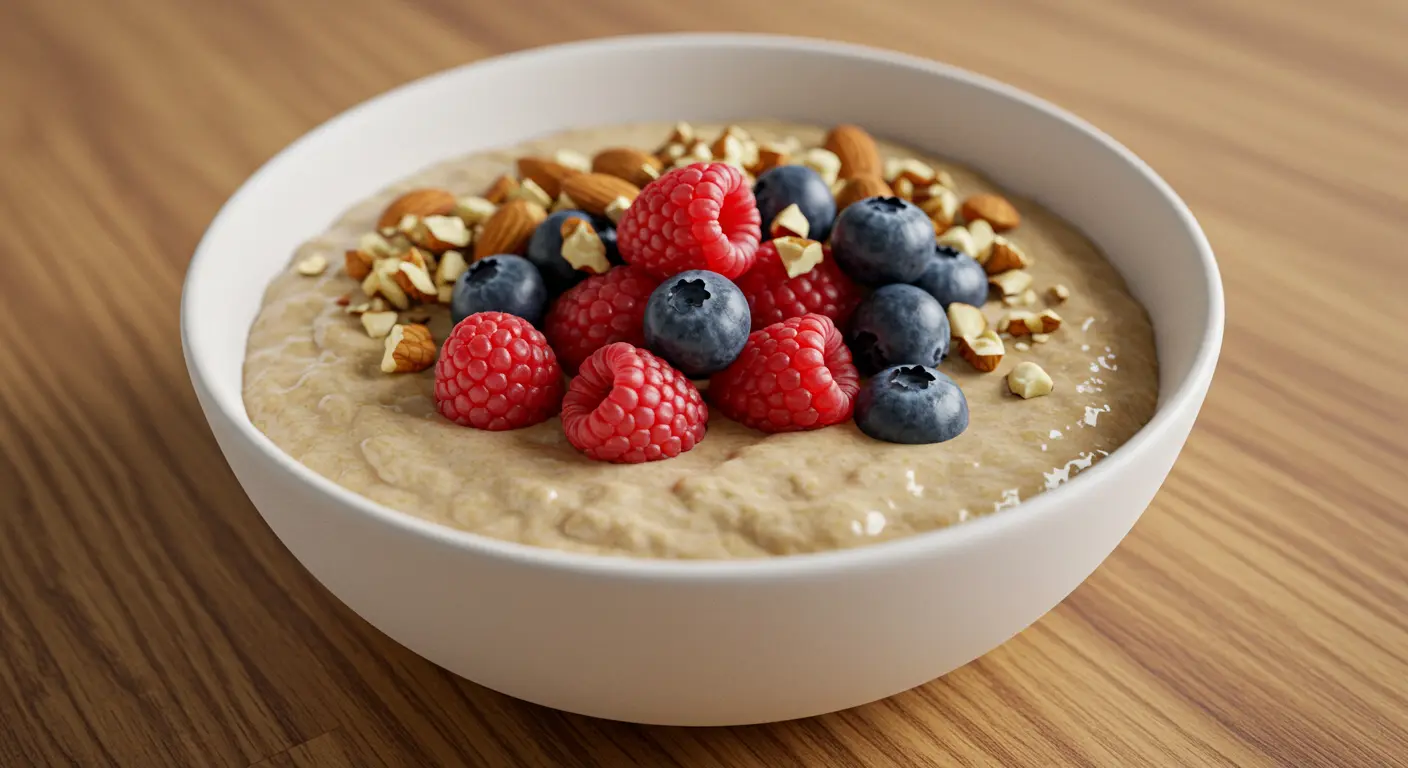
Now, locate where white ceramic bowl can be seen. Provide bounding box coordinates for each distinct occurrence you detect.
[182,34,1222,726]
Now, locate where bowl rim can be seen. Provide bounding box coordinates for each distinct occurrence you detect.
[182,32,1224,581]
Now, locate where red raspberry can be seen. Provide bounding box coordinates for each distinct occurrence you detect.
[434,311,564,430]
[562,343,708,463]
[735,242,863,331]
[709,314,860,433]
[617,162,762,279]
[544,265,660,372]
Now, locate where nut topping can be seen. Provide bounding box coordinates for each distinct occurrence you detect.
[295,254,328,276]
[769,203,811,239]
[380,324,437,373]
[772,236,825,278]
[985,235,1030,274]
[956,330,1005,373]
[989,269,1034,297]
[560,218,610,275]
[1007,361,1054,399]
[360,310,399,339]
[946,302,988,340]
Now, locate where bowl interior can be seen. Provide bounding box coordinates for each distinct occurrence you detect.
[183,34,1221,561]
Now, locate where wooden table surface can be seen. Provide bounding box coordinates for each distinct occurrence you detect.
[3,0,1406,765]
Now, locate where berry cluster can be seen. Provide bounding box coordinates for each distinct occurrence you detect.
[424,123,982,462]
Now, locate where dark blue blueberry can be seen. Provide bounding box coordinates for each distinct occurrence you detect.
[913,244,989,308]
[590,214,623,266]
[643,270,750,377]
[829,196,935,285]
[525,210,594,295]
[855,365,969,444]
[846,284,950,374]
[451,254,547,327]
[753,165,837,242]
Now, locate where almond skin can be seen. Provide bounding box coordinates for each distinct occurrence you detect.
[823,124,882,179]
[961,193,1021,231]
[834,175,893,211]
[516,157,579,199]
[474,199,546,259]
[344,249,375,281]
[592,147,663,188]
[562,173,641,216]
[377,189,456,231]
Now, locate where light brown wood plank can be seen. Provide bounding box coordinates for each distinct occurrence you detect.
[1,0,1404,765]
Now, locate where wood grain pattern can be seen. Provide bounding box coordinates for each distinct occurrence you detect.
[1,0,1405,765]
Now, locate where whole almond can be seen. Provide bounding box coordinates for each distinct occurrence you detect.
[562,173,641,216]
[834,175,893,211]
[377,189,456,231]
[823,124,882,179]
[516,157,579,199]
[961,193,1021,231]
[482,174,519,204]
[474,199,546,259]
[592,147,663,188]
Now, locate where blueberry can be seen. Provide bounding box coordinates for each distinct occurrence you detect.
[846,284,950,374]
[855,365,969,444]
[913,244,989,308]
[753,165,837,242]
[643,270,750,377]
[451,254,547,327]
[525,210,595,295]
[829,196,935,285]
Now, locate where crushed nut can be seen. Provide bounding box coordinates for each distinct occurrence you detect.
[967,218,996,263]
[454,196,498,225]
[1048,284,1070,304]
[604,195,632,225]
[772,236,825,278]
[509,177,554,209]
[748,143,790,176]
[437,285,453,305]
[956,330,1005,373]
[360,269,380,298]
[999,309,1062,336]
[550,193,579,213]
[482,174,519,204]
[798,147,841,186]
[294,255,328,276]
[435,250,468,287]
[1032,333,1051,344]
[989,269,1034,297]
[962,193,1021,232]
[947,302,988,340]
[360,310,399,339]
[770,203,811,239]
[376,259,410,309]
[1014,341,1031,352]
[920,187,960,230]
[560,218,610,274]
[1020,289,1039,307]
[414,214,472,251]
[892,177,915,200]
[381,323,437,373]
[345,249,375,281]
[1008,361,1054,399]
[553,148,591,173]
[936,225,977,257]
[357,232,397,258]
[885,157,934,186]
[335,293,351,306]
[985,235,1030,274]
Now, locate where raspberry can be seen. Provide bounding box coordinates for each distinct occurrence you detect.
[617,162,761,279]
[562,343,708,463]
[544,265,660,372]
[709,314,860,433]
[735,242,863,331]
[434,312,564,430]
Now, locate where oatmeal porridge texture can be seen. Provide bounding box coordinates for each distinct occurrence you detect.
[242,121,1158,559]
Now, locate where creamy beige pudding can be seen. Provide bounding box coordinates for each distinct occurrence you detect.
[243,121,1157,559]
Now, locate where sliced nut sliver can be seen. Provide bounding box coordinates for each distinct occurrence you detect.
[989,269,1034,297]
[920,187,960,230]
[947,302,988,339]
[435,250,468,286]
[604,196,632,225]
[967,218,996,262]
[361,310,399,339]
[773,236,825,278]
[398,261,437,297]
[1048,284,1071,304]
[770,203,811,239]
[509,178,554,209]
[422,215,472,248]
[799,147,841,186]
[957,330,1005,373]
[1008,361,1054,399]
[295,254,328,276]
[454,196,498,225]
[936,225,976,257]
[560,218,610,275]
[986,235,1030,274]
